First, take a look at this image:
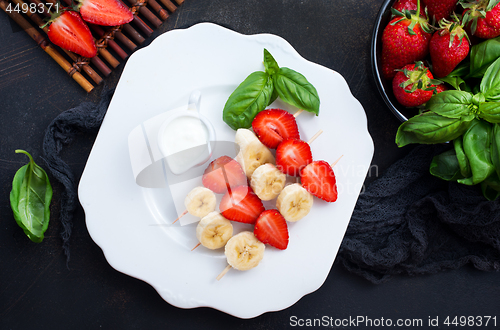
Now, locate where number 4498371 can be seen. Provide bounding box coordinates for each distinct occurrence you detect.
[444,316,496,327]
[5,2,59,14]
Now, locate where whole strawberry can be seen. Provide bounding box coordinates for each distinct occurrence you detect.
[393,0,427,18]
[381,0,433,80]
[462,0,500,39]
[422,0,457,23]
[392,62,441,107]
[429,17,470,77]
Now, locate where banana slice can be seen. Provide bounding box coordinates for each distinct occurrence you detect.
[250,163,287,201]
[196,212,233,250]
[225,231,265,271]
[235,128,275,178]
[276,183,314,222]
[184,186,217,218]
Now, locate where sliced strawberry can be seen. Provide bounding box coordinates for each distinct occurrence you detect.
[47,10,97,58]
[300,160,338,202]
[219,186,264,224]
[276,138,313,176]
[254,209,289,250]
[202,156,247,194]
[252,109,300,149]
[78,0,133,26]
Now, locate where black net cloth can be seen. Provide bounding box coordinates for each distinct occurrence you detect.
[42,90,500,279]
[338,144,500,283]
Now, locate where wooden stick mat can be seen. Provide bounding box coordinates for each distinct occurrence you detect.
[0,0,184,92]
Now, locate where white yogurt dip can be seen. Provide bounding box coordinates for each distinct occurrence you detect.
[161,116,209,156]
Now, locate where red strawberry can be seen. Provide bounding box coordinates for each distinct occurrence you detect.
[393,0,426,19]
[254,209,289,250]
[422,0,457,23]
[219,186,264,224]
[202,156,247,194]
[77,0,133,26]
[300,161,338,203]
[392,62,441,107]
[429,17,470,78]
[46,10,97,58]
[381,0,433,80]
[276,138,313,176]
[252,109,300,149]
[462,0,500,39]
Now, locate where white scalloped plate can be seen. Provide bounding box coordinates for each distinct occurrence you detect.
[79,23,374,319]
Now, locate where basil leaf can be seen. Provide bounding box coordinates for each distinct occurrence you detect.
[222,71,274,130]
[479,102,500,123]
[396,111,473,147]
[491,123,500,178]
[274,67,320,115]
[468,36,500,79]
[480,172,500,201]
[439,75,467,91]
[263,48,279,76]
[480,57,500,101]
[457,120,495,185]
[426,90,473,119]
[430,149,463,181]
[10,150,52,243]
[454,138,472,178]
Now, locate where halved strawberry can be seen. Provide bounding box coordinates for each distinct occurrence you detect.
[300,160,338,202]
[276,138,313,176]
[46,10,97,58]
[254,209,289,250]
[252,109,300,149]
[77,0,133,26]
[202,156,247,194]
[219,186,264,224]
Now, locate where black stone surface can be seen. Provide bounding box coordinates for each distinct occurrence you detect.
[1,0,499,329]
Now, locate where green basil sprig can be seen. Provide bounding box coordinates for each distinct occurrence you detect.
[223,49,320,130]
[10,150,53,243]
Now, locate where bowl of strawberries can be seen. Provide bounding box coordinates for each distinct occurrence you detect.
[372,0,500,122]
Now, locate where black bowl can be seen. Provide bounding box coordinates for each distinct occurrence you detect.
[371,0,410,122]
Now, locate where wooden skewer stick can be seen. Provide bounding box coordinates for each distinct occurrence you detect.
[172,210,188,224]
[216,265,232,281]
[331,155,344,167]
[293,109,304,118]
[191,243,201,251]
[0,0,94,92]
[307,129,323,145]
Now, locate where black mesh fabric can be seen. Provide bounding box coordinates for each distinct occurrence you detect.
[42,90,500,279]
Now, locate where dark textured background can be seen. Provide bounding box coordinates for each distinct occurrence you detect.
[1,0,499,328]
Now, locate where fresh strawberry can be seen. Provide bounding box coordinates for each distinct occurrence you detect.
[462,0,500,39]
[46,10,97,58]
[429,17,470,78]
[254,209,289,250]
[300,161,338,203]
[422,0,457,23]
[77,0,133,26]
[392,62,441,107]
[393,0,426,19]
[219,186,264,224]
[252,109,300,149]
[202,156,247,194]
[276,138,313,176]
[381,0,433,80]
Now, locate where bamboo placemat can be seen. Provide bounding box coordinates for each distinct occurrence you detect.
[0,0,184,92]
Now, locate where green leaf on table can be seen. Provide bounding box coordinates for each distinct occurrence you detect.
[263,48,279,76]
[457,120,495,185]
[430,149,463,181]
[273,67,320,115]
[10,150,52,243]
[468,36,500,79]
[426,90,473,119]
[480,57,500,101]
[396,111,473,147]
[479,102,500,123]
[222,71,274,130]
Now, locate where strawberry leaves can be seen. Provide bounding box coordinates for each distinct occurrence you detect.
[222,49,320,130]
